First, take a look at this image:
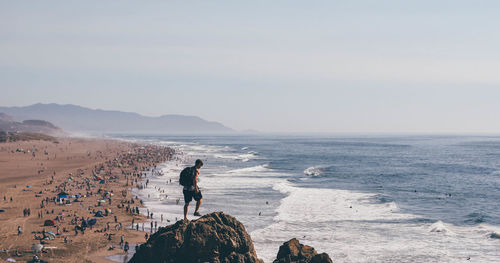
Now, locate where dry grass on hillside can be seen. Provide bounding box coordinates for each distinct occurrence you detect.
[0,131,58,143]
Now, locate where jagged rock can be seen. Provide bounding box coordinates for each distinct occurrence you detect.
[129,212,263,263]
[273,238,332,263]
[310,253,332,263]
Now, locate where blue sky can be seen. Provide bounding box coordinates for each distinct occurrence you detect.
[1,1,500,133]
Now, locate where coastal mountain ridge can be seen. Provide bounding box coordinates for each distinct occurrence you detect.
[0,103,233,134]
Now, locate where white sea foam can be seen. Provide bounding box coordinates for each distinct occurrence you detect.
[429,220,455,235]
[160,140,259,163]
[239,152,258,159]
[253,182,416,262]
[214,152,259,162]
[470,223,500,240]
[271,182,413,224]
[303,165,329,176]
[185,144,227,155]
[201,164,282,190]
[251,181,500,263]
[228,164,270,174]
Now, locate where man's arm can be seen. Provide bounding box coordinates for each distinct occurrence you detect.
[193,169,199,192]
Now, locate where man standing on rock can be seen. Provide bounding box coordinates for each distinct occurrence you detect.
[181,159,203,220]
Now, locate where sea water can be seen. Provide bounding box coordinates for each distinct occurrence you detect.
[115,134,500,262]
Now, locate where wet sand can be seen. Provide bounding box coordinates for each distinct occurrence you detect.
[0,138,173,262]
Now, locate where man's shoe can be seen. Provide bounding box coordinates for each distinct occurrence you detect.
[193,211,201,216]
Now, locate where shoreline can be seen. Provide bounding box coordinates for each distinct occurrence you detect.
[97,135,500,263]
[0,137,174,262]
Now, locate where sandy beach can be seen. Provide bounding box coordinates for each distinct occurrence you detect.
[0,137,174,263]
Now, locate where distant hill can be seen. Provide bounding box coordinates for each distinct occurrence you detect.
[0,103,233,134]
[0,113,63,135]
[0,113,14,122]
[0,131,58,143]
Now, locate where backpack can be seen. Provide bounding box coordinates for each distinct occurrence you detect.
[179,166,194,186]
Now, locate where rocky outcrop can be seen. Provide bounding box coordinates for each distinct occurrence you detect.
[128,212,332,263]
[129,212,263,263]
[273,238,332,263]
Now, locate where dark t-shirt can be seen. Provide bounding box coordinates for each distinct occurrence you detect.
[183,167,197,191]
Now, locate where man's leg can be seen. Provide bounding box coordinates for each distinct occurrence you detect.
[183,202,190,220]
[194,198,202,215]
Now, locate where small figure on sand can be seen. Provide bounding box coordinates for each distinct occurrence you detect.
[180,159,203,220]
[124,241,129,253]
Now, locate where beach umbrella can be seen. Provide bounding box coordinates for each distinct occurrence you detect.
[32,244,43,253]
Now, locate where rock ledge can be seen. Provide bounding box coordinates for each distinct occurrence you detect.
[273,238,332,263]
[129,212,263,263]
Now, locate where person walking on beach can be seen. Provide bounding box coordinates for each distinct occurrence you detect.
[124,241,129,253]
[181,159,203,220]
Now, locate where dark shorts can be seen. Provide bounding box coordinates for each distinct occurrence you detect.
[183,190,202,203]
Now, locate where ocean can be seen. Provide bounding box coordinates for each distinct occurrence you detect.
[115,134,500,262]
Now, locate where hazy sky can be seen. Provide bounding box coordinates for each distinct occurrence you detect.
[1,1,500,133]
